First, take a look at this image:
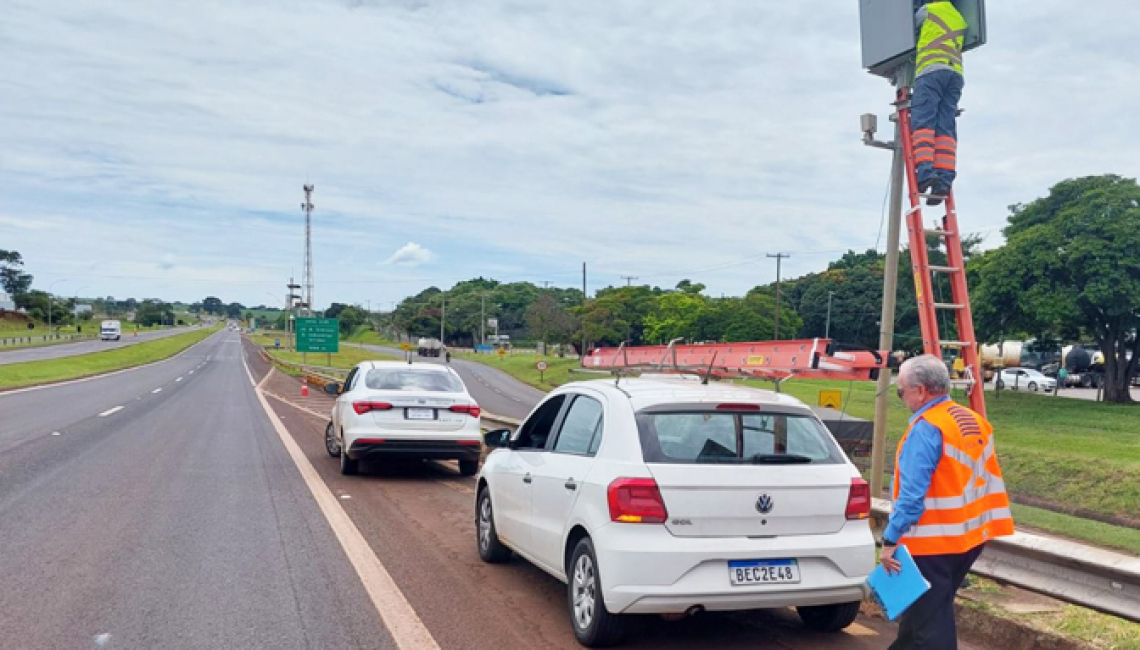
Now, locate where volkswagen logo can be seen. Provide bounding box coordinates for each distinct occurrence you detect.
[755,494,774,514]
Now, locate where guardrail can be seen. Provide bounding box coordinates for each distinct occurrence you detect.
[0,333,98,347]
[872,499,1140,623]
[256,347,347,389]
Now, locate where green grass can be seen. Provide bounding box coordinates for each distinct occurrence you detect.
[459,351,1140,546]
[456,350,581,390]
[248,333,398,371]
[1009,503,1140,555]
[0,327,219,390]
[343,330,402,347]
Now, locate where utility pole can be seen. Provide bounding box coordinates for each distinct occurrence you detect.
[767,253,790,339]
[825,291,835,339]
[301,184,315,317]
[863,68,910,499]
[621,275,638,287]
[541,280,551,289]
[480,294,485,347]
[581,262,588,358]
[440,295,445,344]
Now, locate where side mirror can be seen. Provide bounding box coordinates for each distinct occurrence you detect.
[483,429,512,449]
[325,382,341,395]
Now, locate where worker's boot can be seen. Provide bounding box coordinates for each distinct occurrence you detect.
[927,179,951,206]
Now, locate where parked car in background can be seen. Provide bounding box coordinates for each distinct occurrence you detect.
[474,376,874,647]
[996,367,1056,392]
[325,361,482,476]
[100,319,121,341]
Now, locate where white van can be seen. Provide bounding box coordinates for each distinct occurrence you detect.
[100,320,122,341]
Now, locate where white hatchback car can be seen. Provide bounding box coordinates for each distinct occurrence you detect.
[995,367,1056,392]
[475,377,874,647]
[325,361,483,476]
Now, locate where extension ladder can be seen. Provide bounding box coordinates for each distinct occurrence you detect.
[896,87,986,417]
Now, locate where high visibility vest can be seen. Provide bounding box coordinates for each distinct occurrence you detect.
[916,2,967,76]
[893,400,1014,556]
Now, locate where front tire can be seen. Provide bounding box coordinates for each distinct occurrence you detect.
[459,458,479,477]
[797,601,861,632]
[476,488,511,563]
[325,422,341,457]
[568,538,626,647]
[1029,382,1039,392]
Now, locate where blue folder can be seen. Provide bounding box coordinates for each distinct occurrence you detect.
[867,545,931,621]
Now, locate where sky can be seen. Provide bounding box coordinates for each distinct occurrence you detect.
[2,0,1138,311]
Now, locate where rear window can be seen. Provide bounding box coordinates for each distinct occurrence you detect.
[364,369,464,393]
[636,410,844,465]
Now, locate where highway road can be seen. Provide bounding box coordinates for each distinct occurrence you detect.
[0,331,985,648]
[0,326,197,366]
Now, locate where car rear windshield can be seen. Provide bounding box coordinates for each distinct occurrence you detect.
[364,369,464,393]
[635,410,845,465]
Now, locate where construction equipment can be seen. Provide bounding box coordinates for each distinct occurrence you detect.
[895,86,987,417]
[581,338,888,383]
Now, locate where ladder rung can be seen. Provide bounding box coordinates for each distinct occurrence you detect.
[925,229,953,237]
[929,265,960,273]
[935,303,965,310]
[940,340,970,348]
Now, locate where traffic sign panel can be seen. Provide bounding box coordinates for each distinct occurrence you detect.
[296,318,339,353]
[536,361,548,371]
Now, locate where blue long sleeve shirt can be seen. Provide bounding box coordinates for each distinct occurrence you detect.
[883,395,949,544]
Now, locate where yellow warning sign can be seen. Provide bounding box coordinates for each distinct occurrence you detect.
[400,342,412,351]
[497,347,507,358]
[746,355,768,366]
[818,390,842,409]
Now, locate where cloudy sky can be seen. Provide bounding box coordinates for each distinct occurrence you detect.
[2,1,1137,310]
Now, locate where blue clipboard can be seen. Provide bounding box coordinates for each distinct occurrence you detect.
[867,545,931,621]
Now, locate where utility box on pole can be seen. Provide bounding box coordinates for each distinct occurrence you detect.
[859,0,987,79]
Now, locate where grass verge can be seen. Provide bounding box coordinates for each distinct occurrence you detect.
[0,327,218,391]
[248,332,398,371]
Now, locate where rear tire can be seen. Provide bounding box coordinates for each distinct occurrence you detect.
[797,601,861,632]
[325,422,341,458]
[459,458,479,477]
[568,537,626,647]
[995,379,1005,389]
[340,443,359,476]
[1028,381,1039,392]
[476,488,511,563]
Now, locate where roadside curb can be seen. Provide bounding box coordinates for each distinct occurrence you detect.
[955,601,1092,650]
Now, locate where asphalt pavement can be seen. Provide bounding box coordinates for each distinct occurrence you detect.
[0,326,197,366]
[0,330,393,648]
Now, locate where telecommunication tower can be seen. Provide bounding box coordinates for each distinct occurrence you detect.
[301,184,315,317]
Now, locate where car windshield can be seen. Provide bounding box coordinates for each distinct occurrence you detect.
[635,410,845,465]
[364,369,464,393]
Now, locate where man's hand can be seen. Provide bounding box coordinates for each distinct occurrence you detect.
[880,544,902,575]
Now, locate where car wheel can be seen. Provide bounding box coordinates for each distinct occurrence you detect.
[797,601,861,632]
[476,488,511,563]
[325,422,341,458]
[459,458,479,477]
[1029,382,1039,392]
[340,444,359,476]
[995,379,1005,389]
[568,537,626,647]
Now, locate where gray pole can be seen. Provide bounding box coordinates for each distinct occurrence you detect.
[825,291,835,339]
[767,254,790,339]
[480,294,485,348]
[870,102,907,499]
[582,262,588,358]
[440,295,445,343]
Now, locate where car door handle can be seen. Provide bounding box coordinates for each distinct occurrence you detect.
[523,473,532,484]
[564,480,577,491]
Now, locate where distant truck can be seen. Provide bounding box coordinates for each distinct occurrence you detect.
[100,320,122,341]
[417,337,443,357]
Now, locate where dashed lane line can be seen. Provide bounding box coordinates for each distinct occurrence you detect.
[98,406,124,417]
[152,388,162,394]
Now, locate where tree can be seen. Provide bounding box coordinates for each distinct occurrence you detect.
[525,294,576,351]
[335,305,368,335]
[202,296,224,315]
[0,250,33,297]
[136,300,174,327]
[973,175,1140,403]
[225,302,244,319]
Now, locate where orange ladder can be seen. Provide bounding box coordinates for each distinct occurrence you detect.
[896,87,986,417]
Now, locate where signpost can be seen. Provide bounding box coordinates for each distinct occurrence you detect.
[295,317,339,365]
[536,360,548,383]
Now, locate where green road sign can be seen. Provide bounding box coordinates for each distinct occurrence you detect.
[296,318,339,353]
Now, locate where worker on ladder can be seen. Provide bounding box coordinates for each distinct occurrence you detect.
[912,1,967,205]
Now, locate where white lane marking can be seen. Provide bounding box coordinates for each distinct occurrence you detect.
[51,431,61,436]
[175,377,182,382]
[188,370,194,375]
[242,355,440,650]
[152,388,162,394]
[265,391,327,420]
[340,494,352,500]
[95,633,112,646]
[99,406,124,417]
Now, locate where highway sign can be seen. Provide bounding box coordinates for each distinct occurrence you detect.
[295,318,339,353]
[818,390,842,410]
[497,347,507,358]
[535,361,548,371]
[401,342,412,351]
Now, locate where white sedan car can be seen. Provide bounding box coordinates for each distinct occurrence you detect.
[474,377,874,647]
[325,361,483,476]
[996,367,1056,392]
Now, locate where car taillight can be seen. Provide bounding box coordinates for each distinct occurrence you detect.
[607,478,668,524]
[715,403,762,411]
[353,401,393,415]
[449,404,482,417]
[846,477,871,520]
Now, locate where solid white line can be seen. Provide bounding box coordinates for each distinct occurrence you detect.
[152,388,162,394]
[175,377,182,382]
[99,406,124,417]
[242,354,439,649]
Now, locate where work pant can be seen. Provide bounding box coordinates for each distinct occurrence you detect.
[911,69,964,189]
[889,543,984,650]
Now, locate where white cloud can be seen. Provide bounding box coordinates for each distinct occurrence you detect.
[383,242,435,267]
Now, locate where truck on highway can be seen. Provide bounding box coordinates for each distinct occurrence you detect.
[416,337,443,357]
[100,320,122,341]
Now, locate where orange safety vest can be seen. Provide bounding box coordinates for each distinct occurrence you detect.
[893,400,1014,556]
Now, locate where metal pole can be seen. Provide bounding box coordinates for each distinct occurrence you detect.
[440,295,445,343]
[582,262,588,358]
[870,102,907,499]
[825,291,834,339]
[767,254,790,339]
[480,294,485,348]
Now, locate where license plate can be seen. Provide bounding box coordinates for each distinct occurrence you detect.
[406,408,435,420]
[728,559,800,586]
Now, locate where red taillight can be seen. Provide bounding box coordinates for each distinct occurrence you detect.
[716,403,762,411]
[449,404,482,418]
[456,440,481,446]
[846,477,871,520]
[607,478,668,524]
[353,401,393,415]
